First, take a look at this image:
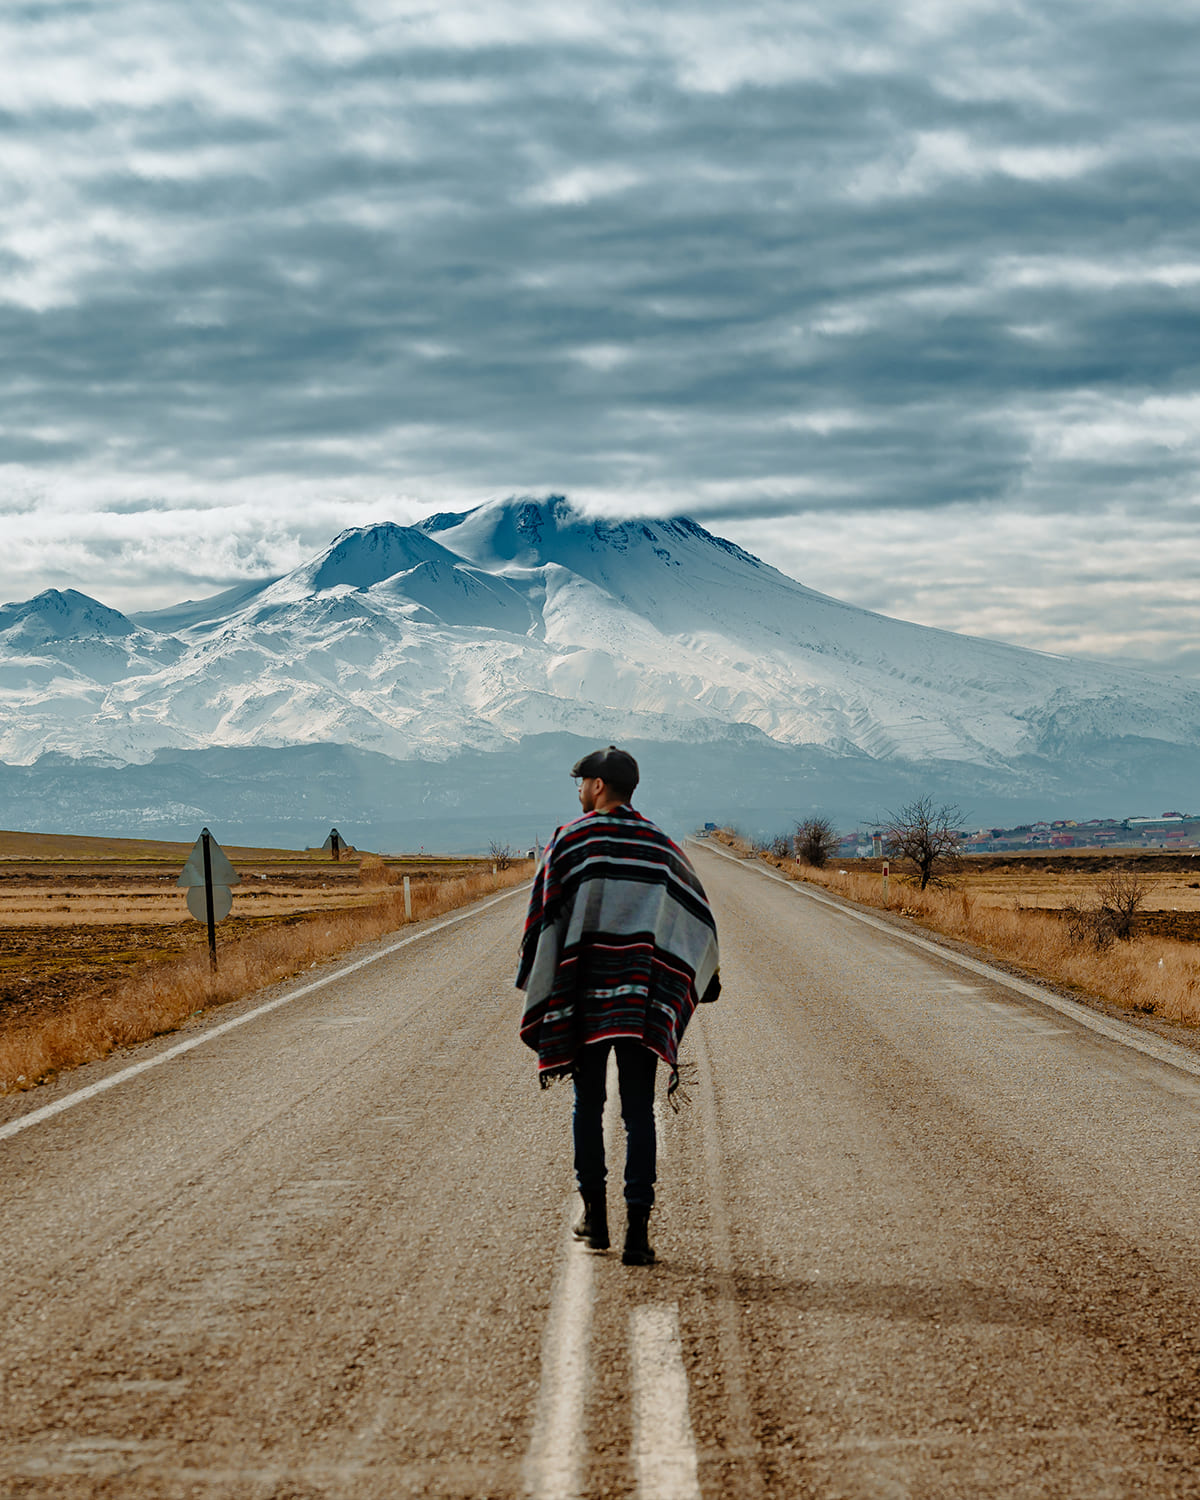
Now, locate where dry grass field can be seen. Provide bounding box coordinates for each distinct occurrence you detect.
[715,834,1200,1032]
[836,852,1200,943]
[0,830,531,1092]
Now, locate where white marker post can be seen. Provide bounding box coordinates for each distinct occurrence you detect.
[882,858,890,903]
[403,875,412,919]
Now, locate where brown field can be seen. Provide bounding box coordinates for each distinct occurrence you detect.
[833,850,1200,944]
[715,834,1200,1033]
[832,850,1200,944]
[0,830,530,1091]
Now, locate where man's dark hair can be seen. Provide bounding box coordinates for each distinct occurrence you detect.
[570,744,640,800]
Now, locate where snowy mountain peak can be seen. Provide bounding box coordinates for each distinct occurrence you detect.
[0,588,137,644]
[252,522,467,609]
[417,494,768,580]
[305,522,457,593]
[419,495,576,567]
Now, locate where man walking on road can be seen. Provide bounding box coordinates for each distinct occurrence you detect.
[517,745,720,1266]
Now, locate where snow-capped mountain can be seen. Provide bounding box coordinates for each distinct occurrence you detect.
[1,496,1197,791]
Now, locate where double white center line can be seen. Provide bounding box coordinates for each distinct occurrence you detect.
[526,1050,702,1500]
[524,1223,701,1500]
[526,1049,702,1499]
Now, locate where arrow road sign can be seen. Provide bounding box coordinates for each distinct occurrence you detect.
[178,833,241,888]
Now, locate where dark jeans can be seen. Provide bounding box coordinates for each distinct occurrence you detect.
[572,1039,658,1208]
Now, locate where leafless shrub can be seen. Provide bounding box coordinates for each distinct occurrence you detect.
[1065,869,1152,949]
[767,831,793,859]
[489,841,514,870]
[795,816,838,868]
[884,797,964,891]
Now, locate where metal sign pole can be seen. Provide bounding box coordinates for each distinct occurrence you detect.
[201,828,218,972]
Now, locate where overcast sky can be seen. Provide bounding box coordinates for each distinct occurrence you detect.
[3,0,1200,673]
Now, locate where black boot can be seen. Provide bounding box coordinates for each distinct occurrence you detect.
[573,1193,610,1250]
[622,1204,655,1266]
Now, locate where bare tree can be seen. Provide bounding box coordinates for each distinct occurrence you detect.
[488,840,514,870]
[794,816,839,868]
[766,831,793,859]
[884,797,964,890]
[1065,868,1151,948]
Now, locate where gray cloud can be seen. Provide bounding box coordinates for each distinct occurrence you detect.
[1,1,1199,668]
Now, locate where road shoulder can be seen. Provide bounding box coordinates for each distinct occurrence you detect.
[689,836,1200,1071]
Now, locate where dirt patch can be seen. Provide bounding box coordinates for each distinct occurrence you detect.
[0,913,313,1031]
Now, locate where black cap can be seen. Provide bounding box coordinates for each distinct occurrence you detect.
[570,744,640,793]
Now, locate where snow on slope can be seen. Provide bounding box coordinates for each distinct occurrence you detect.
[0,590,186,761]
[1,498,1196,771]
[421,497,1200,761]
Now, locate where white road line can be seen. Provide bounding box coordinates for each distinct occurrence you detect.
[524,1208,595,1500]
[653,1097,668,1161]
[690,839,1200,1084]
[0,884,529,1144]
[629,1303,702,1500]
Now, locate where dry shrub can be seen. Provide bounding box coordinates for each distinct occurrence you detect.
[0,862,532,1093]
[743,845,1200,1030]
[1064,869,1152,948]
[489,841,515,871]
[795,816,838,869]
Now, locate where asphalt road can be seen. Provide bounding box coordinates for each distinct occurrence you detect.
[5,846,1200,1497]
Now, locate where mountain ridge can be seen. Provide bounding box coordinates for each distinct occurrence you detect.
[1,497,1196,805]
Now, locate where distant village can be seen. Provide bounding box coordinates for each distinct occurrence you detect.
[838,813,1200,857]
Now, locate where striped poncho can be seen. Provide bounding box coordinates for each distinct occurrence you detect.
[516,804,720,1089]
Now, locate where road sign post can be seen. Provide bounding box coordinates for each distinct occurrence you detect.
[178,828,240,973]
[201,830,217,971]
